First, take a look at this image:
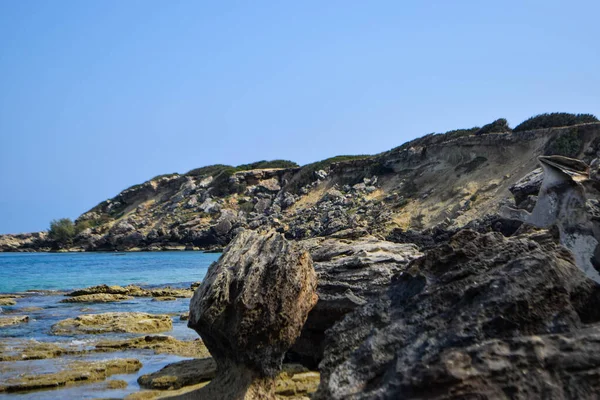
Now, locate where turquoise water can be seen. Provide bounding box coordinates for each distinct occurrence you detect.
[0,251,220,293]
[0,251,221,399]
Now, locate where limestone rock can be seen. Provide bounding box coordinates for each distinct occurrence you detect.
[0,298,17,306]
[0,315,29,327]
[138,358,217,389]
[187,230,318,399]
[59,293,134,303]
[51,312,172,335]
[95,335,210,358]
[290,237,422,366]
[315,229,600,399]
[501,156,600,282]
[0,358,141,393]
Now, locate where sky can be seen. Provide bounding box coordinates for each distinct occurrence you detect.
[1,0,599,234]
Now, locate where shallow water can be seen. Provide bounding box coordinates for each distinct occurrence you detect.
[0,251,220,399]
[0,251,220,293]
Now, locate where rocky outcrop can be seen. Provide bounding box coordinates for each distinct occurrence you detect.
[0,315,29,327]
[95,335,210,358]
[5,122,600,253]
[0,358,141,393]
[187,230,318,399]
[138,358,217,390]
[502,155,600,283]
[315,229,600,399]
[51,312,173,335]
[66,284,193,298]
[59,293,134,303]
[289,237,422,366]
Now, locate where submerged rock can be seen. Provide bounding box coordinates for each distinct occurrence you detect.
[0,358,141,393]
[0,298,17,306]
[0,339,66,361]
[187,230,318,399]
[95,335,210,358]
[315,229,600,399]
[0,315,29,327]
[51,312,172,335]
[59,293,134,303]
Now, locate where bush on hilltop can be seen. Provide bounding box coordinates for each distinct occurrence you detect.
[514,113,598,132]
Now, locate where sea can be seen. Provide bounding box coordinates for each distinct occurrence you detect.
[0,251,220,399]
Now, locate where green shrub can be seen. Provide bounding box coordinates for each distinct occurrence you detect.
[443,127,480,140]
[185,164,233,178]
[514,113,598,132]
[235,160,299,171]
[476,118,511,135]
[544,127,583,157]
[48,218,76,245]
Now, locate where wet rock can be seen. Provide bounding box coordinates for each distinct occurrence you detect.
[95,335,210,358]
[107,379,128,389]
[138,358,217,390]
[68,284,133,297]
[315,229,600,399]
[51,312,172,335]
[290,237,422,366]
[0,298,17,306]
[187,230,318,399]
[0,315,28,327]
[152,296,177,302]
[60,294,134,303]
[179,312,189,321]
[0,358,141,393]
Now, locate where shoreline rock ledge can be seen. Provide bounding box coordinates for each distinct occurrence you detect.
[183,230,318,400]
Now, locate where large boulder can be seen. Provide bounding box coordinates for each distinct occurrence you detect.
[187,230,318,399]
[315,229,600,399]
[289,237,422,366]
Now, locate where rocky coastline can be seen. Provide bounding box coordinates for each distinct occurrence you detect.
[3,119,600,398]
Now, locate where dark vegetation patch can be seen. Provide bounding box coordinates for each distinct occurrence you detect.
[544,127,583,158]
[475,118,511,135]
[514,113,598,132]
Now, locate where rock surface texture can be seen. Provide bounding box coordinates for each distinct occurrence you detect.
[290,237,422,366]
[186,230,318,400]
[502,155,600,283]
[315,229,600,399]
[51,312,173,335]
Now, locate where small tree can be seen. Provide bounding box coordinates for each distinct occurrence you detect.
[48,218,76,246]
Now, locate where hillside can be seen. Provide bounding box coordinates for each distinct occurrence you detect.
[2,117,600,252]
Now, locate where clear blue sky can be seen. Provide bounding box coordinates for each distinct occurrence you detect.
[1,1,599,234]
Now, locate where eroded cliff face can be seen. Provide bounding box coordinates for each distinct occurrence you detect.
[3,122,600,252]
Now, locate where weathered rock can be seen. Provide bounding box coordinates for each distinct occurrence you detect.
[289,237,422,366]
[0,315,29,327]
[0,358,141,393]
[152,296,177,302]
[107,379,128,389]
[0,298,17,306]
[95,335,210,358]
[138,358,217,389]
[502,156,600,283]
[68,284,133,297]
[315,229,600,399]
[60,293,134,303]
[51,312,172,335]
[0,339,69,361]
[187,230,318,399]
